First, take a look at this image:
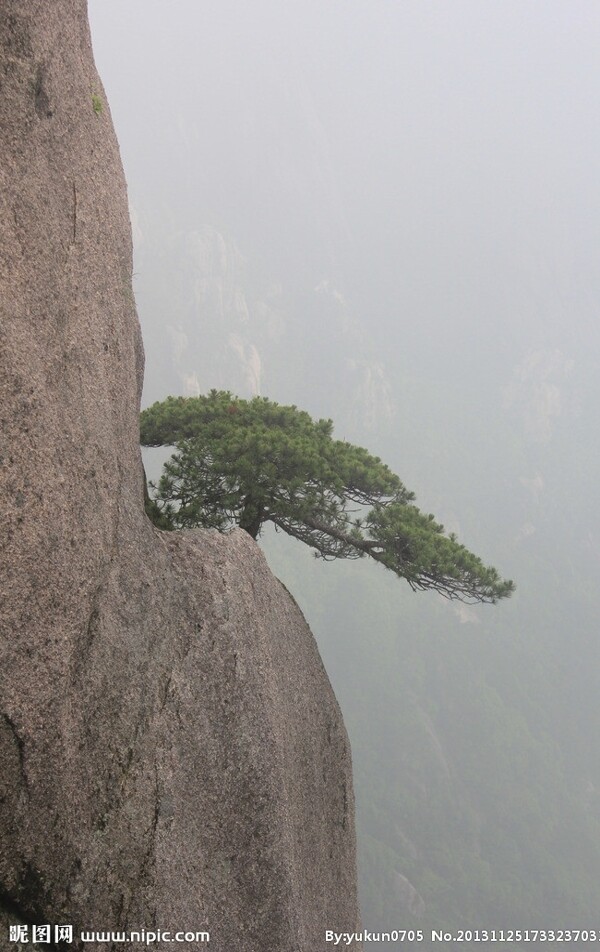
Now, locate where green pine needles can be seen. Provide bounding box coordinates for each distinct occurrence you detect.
[140,390,514,604]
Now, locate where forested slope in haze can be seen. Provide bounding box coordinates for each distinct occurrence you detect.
[90,2,600,945]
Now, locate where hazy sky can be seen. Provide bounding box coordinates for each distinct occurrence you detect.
[89,0,600,381]
[87,2,600,934]
[88,0,600,530]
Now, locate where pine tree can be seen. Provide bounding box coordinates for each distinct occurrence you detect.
[140,390,514,604]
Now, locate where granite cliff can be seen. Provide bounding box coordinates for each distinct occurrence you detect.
[0,2,361,948]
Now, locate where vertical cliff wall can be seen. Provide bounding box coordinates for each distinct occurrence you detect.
[0,2,361,948]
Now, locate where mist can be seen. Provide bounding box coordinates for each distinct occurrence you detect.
[89,1,600,942]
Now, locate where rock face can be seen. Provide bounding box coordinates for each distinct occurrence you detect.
[0,3,361,949]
